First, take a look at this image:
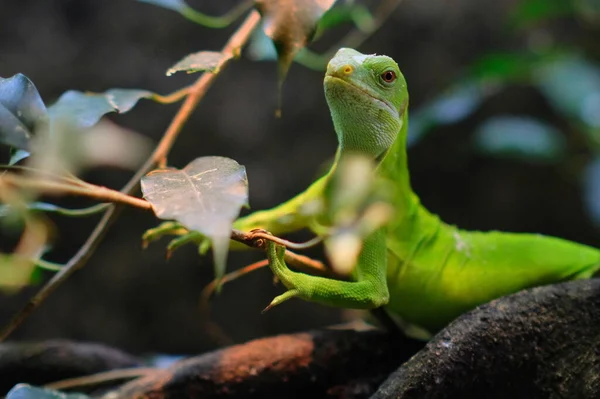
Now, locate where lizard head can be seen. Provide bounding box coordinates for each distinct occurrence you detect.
[324,48,408,159]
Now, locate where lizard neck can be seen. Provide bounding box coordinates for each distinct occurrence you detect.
[377,111,440,237]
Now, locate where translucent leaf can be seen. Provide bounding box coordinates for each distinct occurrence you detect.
[48,89,153,130]
[7,384,90,399]
[473,116,566,162]
[141,156,249,280]
[0,74,48,150]
[166,51,228,76]
[583,157,600,227]
[29,119,152,177]
[255,0,338,84]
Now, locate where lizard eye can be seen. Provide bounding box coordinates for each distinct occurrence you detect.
[381,70,396,83]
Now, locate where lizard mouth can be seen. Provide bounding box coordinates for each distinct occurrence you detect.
[324,75,397,116]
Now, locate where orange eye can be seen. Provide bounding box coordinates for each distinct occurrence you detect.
[381,70,396,83]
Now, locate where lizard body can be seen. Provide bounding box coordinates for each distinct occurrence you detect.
[148,48,600,335]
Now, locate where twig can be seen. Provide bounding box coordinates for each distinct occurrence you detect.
[0,10,262,342]
[0,174,152,211]
[155,10,262,167]
[200,249,328,304]
[44,367,158,391]
[0,165,92,188]
[230,228,324,250]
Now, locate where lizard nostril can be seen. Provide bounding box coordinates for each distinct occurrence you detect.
[343,65,353,75]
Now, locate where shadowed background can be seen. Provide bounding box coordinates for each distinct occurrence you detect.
[0,0,599,355]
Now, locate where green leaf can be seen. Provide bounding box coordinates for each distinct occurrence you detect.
[166,51,229,76]
[141,157,249,280]
[473,116,566,162]
[254,0,337,84]
[0,254,38,293]
[48,89,153,130]
[0,74,48,151]
[7,384,90,399]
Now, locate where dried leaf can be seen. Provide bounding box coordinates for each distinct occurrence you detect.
[254,0,337,83]
[141,157,249,280]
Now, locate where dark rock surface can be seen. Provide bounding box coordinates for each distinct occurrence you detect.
[373,279,600,399]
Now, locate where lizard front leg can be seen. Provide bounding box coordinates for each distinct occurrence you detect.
[263,229,390,311]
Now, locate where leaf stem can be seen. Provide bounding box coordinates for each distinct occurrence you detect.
[151,86,191,104]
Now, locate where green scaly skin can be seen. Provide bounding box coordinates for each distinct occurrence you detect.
[150,48,600,335]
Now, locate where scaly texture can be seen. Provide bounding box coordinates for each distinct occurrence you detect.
[155,48,600,336]
[237,47,600,335]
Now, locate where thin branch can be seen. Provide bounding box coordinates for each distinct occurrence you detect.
[44,367,158,391]
[201,259,270,304]
[0,10,262,342]
[154,10,262,167]
[0,174,152,211]
[0,165,92,188]
[200,250,328,305]
[230,228,324,250]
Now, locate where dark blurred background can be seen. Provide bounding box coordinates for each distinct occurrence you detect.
[1,0,599,355]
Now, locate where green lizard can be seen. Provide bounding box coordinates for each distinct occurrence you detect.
[147,48,600,335]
